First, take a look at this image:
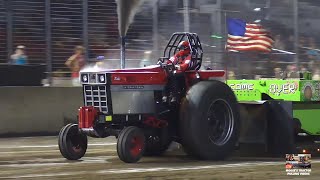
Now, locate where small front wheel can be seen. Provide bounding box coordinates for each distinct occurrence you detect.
[58,123,88,160]
[117,126,145,163]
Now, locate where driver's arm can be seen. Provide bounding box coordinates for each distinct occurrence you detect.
[167,55,177,64]
[176,55,192,72]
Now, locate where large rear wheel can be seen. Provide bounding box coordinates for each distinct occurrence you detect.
[58,123,88,160]
[180,81,240,160]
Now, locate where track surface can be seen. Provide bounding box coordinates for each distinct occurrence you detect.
[0,136,319,180]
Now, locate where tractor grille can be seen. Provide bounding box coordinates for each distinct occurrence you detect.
[84,85,108,113]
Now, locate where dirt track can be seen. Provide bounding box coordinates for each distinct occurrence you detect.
[0,136,319,180]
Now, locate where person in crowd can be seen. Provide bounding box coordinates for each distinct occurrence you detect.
[287,65,300,78]
[228,71,236,80]
[306,38,320,72]
[9,45,28,65]
[274,67,282,79]
[65,46,85,86]
[274,34,285,50]
[95,55,113,69]
[300,66,308,73]
[254,75,262,80]
[312,68,320,80]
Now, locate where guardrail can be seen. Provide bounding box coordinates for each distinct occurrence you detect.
[0,86,82,137]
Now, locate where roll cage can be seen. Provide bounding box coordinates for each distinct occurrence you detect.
[161,32,203,70]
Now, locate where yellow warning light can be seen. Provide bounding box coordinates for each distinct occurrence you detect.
[302,149,307,153]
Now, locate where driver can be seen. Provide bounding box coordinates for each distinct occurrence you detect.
[167,41,192,71]
[163,41,193,103]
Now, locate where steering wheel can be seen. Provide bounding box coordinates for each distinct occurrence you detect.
[157,57,168,65]
[157,58,176,74]
[165,63,175,72]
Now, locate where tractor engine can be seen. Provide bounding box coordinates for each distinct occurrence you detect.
[77,67,168,137]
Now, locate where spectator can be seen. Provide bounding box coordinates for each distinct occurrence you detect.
[9,45,28,65]
[94,56,112,69]
[285,65,299,78]
[300,66,307,73]
[308,60,314,72]
[312,69,320,80]
[254,75,262,80]
[227,71,236,80]
[65,46,85,86]
[274,34,285,50]
[274,67,282,79]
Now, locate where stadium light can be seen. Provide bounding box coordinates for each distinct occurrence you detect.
[254,8,261,11]
[144,51,152,54]
[210,35,223,39]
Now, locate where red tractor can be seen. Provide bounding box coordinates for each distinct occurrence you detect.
[58,33,240,163]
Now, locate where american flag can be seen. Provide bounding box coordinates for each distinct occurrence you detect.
[226,18,274,52]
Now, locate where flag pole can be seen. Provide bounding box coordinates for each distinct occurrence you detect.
[272,48,296,55]
[224,11,228,80]
[212,9,240,80]
[218,9,240,80]
[293,0,299,68]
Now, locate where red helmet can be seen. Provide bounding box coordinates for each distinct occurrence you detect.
[177,41,191,56]
[177,41,190,51]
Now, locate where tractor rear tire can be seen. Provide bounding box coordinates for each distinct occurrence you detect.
[117,126,145,163]
[180,81,240,160]
[58,123,88,160]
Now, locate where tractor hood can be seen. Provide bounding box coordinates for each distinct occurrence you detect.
[80,65,162,74]
[79,65,167,85]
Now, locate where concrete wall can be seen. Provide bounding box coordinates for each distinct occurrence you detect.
[0,87,82,136]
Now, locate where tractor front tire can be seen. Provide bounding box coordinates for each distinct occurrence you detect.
[58,123,88,160]
[117,126,146,163]
[180,81,240,160]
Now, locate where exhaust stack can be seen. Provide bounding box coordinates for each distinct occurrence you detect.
[120,36,126,69]
[115,0,146,69]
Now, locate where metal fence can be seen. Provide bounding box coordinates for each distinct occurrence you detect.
[0,0,6,61]
[1,0,320,81]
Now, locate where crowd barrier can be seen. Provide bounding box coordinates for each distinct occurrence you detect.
[0,86,82,137]
[0,64,46,86]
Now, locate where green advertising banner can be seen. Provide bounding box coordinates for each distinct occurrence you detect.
[227,79,320,102]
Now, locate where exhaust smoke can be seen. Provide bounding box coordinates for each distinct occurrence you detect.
[115,0,146,36]
[115,0,146,69]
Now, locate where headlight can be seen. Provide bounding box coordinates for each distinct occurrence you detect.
[98,74,106,83]
[81,74,88,83]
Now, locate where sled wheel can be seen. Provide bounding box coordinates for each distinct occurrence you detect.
[58,123,88,160]
[180,81,240,160]
[117,126,145,163]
